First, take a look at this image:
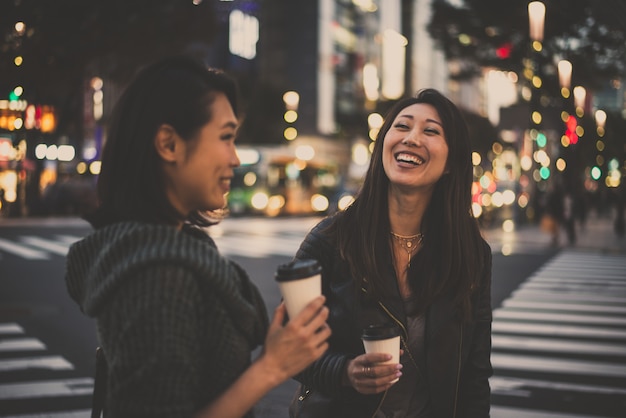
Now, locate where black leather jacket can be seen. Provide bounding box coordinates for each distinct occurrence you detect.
[292,216,493,418]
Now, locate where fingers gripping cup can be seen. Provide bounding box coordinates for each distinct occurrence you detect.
[275,259,322,319]
[362,324,401,382]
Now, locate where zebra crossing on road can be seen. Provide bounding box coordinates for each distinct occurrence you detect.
[0,235,82,260]
[490,250,626,418]
[0,322,92,417]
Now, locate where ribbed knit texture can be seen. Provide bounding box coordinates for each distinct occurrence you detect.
[65,222,268,418]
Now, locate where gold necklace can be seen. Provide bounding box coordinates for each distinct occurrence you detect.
[390,231,424,268]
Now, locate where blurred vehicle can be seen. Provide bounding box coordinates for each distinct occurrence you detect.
[228,146,350,216]
[41,173,97,216]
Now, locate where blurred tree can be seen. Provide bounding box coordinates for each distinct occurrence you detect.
[237,83,287,145]
[428,0,626,92]
[0,0,219,137]
[428,0,626,198]
[461,109,501,156]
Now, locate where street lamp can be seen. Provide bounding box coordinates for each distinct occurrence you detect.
[573,86,586,117]
[283,91,299,141]
[557,59,573,150]
[557,59,572,98]
[594,109,607,184]
[527,1,547,219]
[528,1,545,132]
[595,109,607,137]
[528,2,545,45]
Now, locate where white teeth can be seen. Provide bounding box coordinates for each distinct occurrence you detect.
[396,153,424,165]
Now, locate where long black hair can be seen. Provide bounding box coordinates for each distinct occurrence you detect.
[86,55,238,229]
[332,88,489,320]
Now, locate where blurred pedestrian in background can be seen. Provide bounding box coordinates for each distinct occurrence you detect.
[563,190,577,245]
[288,89,493,417]
[575,190,588,232]
[65,55,330,418]
[543,182,565,246]
[612,187,625,238]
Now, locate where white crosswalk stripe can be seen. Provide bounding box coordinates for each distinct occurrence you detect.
[0,235,82,260]
[1,411,90,418]
[212,234,301,258]
[0,378,94,400]
[0,339,47,352]
[490,250,626,418]
[0,322,93,417]
[0,238,49,260]
[18,236,73,256]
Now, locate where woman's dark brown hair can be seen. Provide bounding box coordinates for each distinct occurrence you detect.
[87,55,238,229]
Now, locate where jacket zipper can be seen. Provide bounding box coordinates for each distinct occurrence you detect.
[360,286,409,341]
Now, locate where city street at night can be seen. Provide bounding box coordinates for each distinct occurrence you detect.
[1,213,625,417]
[2,0,626,417]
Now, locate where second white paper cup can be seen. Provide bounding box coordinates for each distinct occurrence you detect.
[362,337,400,364]
[362,325,401,382]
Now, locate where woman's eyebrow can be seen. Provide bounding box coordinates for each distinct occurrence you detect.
[397,114,442,127]
[425,118,443,127]
[222,121,238,130]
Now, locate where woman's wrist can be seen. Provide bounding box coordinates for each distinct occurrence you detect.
[252,353,288,389]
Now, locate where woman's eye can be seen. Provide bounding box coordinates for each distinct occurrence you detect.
[394,123,410,130]
[425,128,440,135]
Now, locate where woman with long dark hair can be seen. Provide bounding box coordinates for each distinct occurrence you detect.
[290,89,492,417]
[65,55,331,418]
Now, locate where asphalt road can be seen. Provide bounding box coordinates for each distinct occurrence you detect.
[1,215,624,417]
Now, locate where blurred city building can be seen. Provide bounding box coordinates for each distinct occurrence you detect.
[1,0,624,225]
[215,0,456,216]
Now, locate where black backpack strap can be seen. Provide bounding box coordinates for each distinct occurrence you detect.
[92,346,108,418]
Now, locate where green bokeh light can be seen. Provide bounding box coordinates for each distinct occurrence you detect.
[591,166,602,180]
[536,132,547,148]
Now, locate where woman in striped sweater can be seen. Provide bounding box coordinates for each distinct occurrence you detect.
[65,55,330,418]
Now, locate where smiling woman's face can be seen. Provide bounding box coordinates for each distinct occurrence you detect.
[382,103,449,192]
[165,93,241,216]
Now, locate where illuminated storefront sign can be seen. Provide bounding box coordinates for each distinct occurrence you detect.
[229,9,259,60]
[0,100,56,132]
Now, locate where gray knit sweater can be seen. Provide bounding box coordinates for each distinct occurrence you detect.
[65,222,269,418]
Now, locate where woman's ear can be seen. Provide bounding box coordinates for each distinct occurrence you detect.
[154,124,179,163]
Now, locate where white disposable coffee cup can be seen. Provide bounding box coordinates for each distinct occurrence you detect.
[275,259,322,319]
[362,324,401,382]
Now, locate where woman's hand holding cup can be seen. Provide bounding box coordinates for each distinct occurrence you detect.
[343,323,403,394]
[344,352,403,394]
[260,296,331,386]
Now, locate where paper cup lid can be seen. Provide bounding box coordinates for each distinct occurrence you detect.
[362,324,400,340]
[275,259,322,282]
